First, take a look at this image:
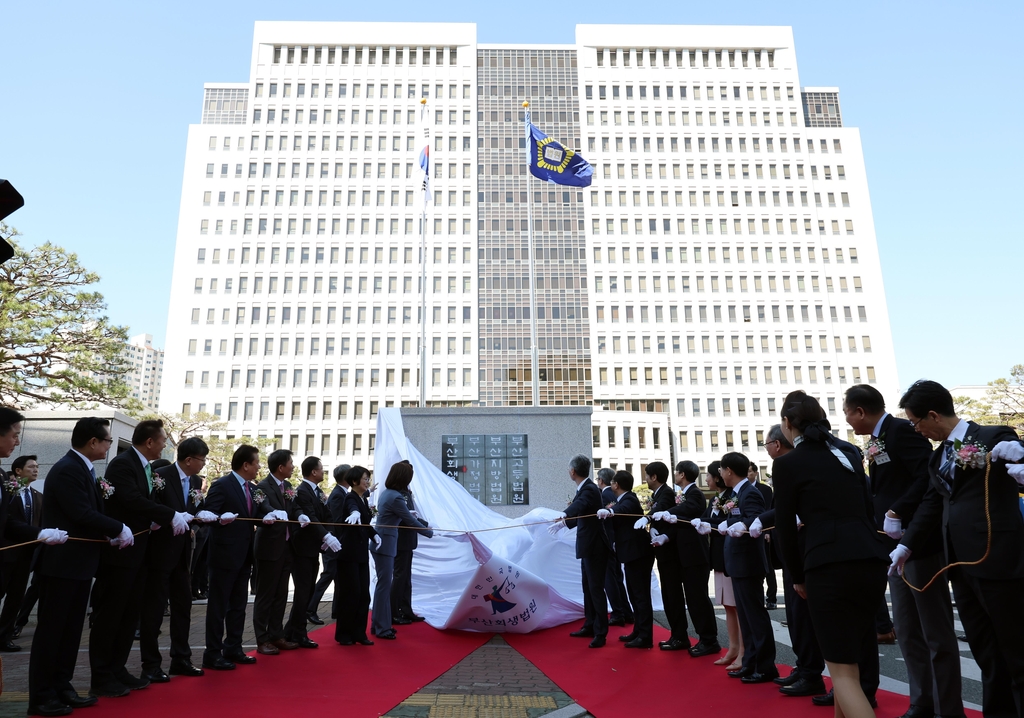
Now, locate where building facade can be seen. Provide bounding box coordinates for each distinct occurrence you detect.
[125,333,164,410]
[162,22,899,486]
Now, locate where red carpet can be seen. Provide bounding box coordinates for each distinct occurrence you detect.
[504,620,983,718]
[92,621,489,717]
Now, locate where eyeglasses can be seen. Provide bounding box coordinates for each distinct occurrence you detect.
[188,456,208,464]
[766,439,780,447]
[99,437,114,444]
[909,415,927,429]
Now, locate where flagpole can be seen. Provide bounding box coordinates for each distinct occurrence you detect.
[523,102,539,408]
[419,97,429,408]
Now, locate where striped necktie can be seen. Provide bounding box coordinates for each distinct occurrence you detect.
[939,441,956,483]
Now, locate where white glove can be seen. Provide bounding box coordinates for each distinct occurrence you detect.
[888,544,912,576]
[664,514,678,524]
[991,440,1024,463]
[652,511,669,522]
[345,510,361,525]
[547,522,564,537]
[1009,464,1024,486]
[298,514,310,528]
[37,528,67,545]
[274,509,289,521]
[596,508,612,520]
[651,533,669,547]
[633,516,649,530]
[262,512,277,524]
[321,533,341,552]
[373,534,382,549]
[196,510,218,523]
[727,521,747,538]
[219,512,238,525]
[748,517,763,539]
[171,512,190,536]
[690,518,703,530]
[717,520,729,535]
[696,521,712,536]
[883,515,903,540]
[150,522,161,531]
[410,509,419,518]
[649,527,660,540]
[112,524,134,549]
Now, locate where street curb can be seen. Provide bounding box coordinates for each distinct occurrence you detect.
[544,703,589,718]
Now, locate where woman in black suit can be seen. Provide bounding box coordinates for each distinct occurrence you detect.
[773,391,888,718]
[700,461,743,669]
[334,466,376,646]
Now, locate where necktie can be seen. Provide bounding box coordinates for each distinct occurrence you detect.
[145,462,153,493]
[184,476,190,507]
[939,441,956,483]
[89,466,97,481]
[280,482,289,540]
[23,489,32,520]
[243,481,252,514]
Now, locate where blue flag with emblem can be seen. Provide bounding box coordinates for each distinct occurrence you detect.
[526,114,593,187]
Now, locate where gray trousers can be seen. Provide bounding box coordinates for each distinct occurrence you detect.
[371,551,395,635]
[890,551,963,715]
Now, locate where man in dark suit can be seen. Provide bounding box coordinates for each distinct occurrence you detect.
[552,454,610,648]
[655,460,720,657]
[0,453,42,651]
[392,485,428,624]
[596,468,632,626]
[845,384,963,718]
[307,463,349,624]
[718,451,777,683]
[749,463,779,609]
[252,449,297,655]
[893,380,1024,718]
[138,437,211,682]
[598,470,655,648]
[29,416,131,717]
[202,444,263,670]
[284,456,340,647]
[635,461,687,650]
[89,419,188,698]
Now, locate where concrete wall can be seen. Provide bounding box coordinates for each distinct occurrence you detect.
[16,410,138,481]
[400,406,592,518]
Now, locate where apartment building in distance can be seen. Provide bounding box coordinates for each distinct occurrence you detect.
[125,333,165,410]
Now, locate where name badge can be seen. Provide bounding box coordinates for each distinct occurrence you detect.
[874,452,891,465]
[730,507,741,516]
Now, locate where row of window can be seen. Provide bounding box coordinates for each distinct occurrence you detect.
[593,274,863,293]
[593,48,776,70]
[594,303,869,323]
[255,81,470,101]
[598,363,876,388]
[185,302,473,330]
[185,365,471,391]
[587,83,793,103]
[595,333,873,355]
[271,45,458,67]
[186,333,473,359]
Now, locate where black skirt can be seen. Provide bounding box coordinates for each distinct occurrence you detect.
[804,558,887,664]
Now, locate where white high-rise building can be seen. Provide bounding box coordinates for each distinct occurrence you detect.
[126,333,165,410]
[162,21,898,487]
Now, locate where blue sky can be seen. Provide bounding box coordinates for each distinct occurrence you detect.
[4,1,1021,390]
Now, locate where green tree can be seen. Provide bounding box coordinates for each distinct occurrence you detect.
[985,364,1024,433]
[0,225,137,410]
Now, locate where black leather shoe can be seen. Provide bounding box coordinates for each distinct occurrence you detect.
[11,624,22,638]
[779,677,827,696]
[225,652,256,664]
[409,615,427,622]
[57,690,97,708]
[27,700,72,716]
[0,639,21,652]
[741,671,780,684]
[608,618,626,627]
[168,661,205,677]
[392,616,413,625]
[659,637,690,651]
[727,668,753,679]
[619,633,638,643]
[588,636,606,648]
[89,681,130,698]
[774,672,800,686]
[202,656,235,671]
[306,613,324,625]
[337,638,355,646]
[569,628,595,638]
[297,638,318,649]
[813,689,877,708]
[688,640,721,657]
[765,601,778,610]
[356,638,374,646]
[624,637,652,648]
[377,630,397,640]
[117,672,150,690]
[898,707,934,718]
[142,669,170,683]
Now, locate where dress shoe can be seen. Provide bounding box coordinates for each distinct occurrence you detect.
[619,633,638,643]
[624,637,653,649]
[779,676,827,696]
[142,669,171,683]
[774,672,800,686]
[765,601,778,610]
[193,591,208,600]
[307,612,324,625]
[12,624,22,638]
[225,652,257,664]
[296,638,318,649]
[813,689,876,709]
[26,700,72,717]
[898,706,934,718]
[257,642,280,655]
[727,668,754,679]
[272,638,299,650]
[168,661,205,677]
[202,656,236,670]
[608,618,626,627]
[337,638,355,646]
[89,681,131,698]
[356,637,374,646]
[659,637,690,651]
[57,690,97,708]
[877,630,897,644]
[409,615,427,622]
[741,671,780,684]
[569,628,595,638]
[377,630,397,640]
[588,636,606,648]
[688,640,721,657]
[117,672,150,690]
[134,629,141,640]
[0,639,21,652]
[392,616,413,625]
